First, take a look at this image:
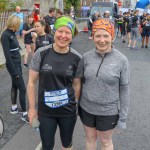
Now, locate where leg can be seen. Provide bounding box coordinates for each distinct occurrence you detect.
[24,44,31,65]
[83,125,97,150]
[11,77,18,105]
[39,116,57,150]
[57,116,77,150]
[132,28,138,48]
[98,129,114,150]
[142,36,145,47]
[120,24,123,38]
[14,67,26,112]
[128,28,134,47]
[146,36,149,47]
[11,88,18,104]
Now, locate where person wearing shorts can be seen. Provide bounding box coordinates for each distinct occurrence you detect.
[141,16,150,48]
[27,16,81,150]
[128,10,139,49]
[22,13,35,68]
[77,18,130,150]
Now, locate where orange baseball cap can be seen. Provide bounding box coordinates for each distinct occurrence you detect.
[92,19,115,40]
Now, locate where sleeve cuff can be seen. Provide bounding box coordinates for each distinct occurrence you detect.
[117,119,127,130]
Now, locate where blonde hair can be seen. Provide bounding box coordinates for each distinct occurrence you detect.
[7,15,21,31]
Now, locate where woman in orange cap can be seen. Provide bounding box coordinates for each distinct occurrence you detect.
[77,18,130,150]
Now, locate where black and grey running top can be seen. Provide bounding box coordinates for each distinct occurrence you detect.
[30,44,81,117]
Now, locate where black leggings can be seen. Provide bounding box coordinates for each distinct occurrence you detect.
[9,66,26,112]
[117,23,123,37]
[39,115,77,150]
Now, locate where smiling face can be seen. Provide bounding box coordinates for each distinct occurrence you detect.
[93,29,112,53]
[54,26,72,49]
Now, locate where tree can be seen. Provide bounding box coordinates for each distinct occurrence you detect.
[9,0,24,11]
[0,0,24,12]
[64,0,80,11]
[0,0,10,12]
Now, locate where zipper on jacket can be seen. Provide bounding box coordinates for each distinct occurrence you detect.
[96,54,105,77]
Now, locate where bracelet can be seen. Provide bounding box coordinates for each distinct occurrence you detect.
[31,41,36,43]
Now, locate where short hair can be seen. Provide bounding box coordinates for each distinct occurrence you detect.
[7,15,21,31]
[56,9,63,15]
[49,8,55,13]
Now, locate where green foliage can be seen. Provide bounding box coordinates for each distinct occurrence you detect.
[9,0,24,11]
[0,0,24,12]
[0,0,10,12]
[64,0,80,10]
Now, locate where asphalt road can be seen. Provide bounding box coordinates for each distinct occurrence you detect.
[0,32,150,150]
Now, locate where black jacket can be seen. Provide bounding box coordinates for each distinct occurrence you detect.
[1,29,21,77]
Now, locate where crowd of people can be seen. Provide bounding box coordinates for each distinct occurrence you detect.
[1,5,131,150]
[88,9,150,50]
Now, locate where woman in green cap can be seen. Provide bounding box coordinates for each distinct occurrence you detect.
[27,16,81,150]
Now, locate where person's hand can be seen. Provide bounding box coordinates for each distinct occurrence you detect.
[14,75,19,79]
[114,127,124,134]
[28,108,37,125]
[31,32,38,39]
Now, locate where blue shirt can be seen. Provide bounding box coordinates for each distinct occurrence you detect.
[13,12,24,30]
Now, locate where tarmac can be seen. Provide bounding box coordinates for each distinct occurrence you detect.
[0,22,87,150]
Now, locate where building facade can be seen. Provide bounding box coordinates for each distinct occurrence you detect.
[81,0,118,6]
[22,0,54,14]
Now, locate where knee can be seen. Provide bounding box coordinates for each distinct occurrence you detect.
[101,139,113,147]
[86,133,97,143]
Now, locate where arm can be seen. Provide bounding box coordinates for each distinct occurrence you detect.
[117,58,130,130]
[73,78,81,101]
[27,50,41,124]
[31,32,38,53]
[22,28,35,35]
[1,33,18,77]
[27,69,39,124]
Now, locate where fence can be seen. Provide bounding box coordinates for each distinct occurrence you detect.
[0,10,29,35]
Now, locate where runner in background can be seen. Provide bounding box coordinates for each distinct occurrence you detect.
[44,8,56,32]
[22,13,35,68]
[33,8,40,22]
[1,15,29,123]
[141,14,150,48]
[88,11,99,40]
[13,6,24,39]
[31,20,54,53]
[116,11,123,38]
[128,10,140,50]
[55,9,63,18]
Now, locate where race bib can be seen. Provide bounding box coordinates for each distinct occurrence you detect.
[44,89,69,108]
[50,24,54,29]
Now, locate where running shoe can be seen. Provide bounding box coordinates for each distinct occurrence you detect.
[127,46,130,49]
[145,45,149,48]
[132,47,138,50]
[141,45,144,48]
[10,108,18,114]
[23,64,29,69]
[21,114,29,123]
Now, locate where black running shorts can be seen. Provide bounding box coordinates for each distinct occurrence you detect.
[78,105,119,131]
